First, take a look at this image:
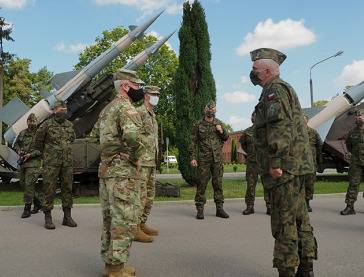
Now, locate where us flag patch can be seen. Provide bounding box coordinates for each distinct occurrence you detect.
[267,93,276,101]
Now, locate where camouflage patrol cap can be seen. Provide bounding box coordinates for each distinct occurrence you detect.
[113,68,145,84]
[205,100,216,109]
[250,48,287,65]
[356,108,364,116]
[54,100,66,108]
[27,113,37,121]
[144,85,160,95]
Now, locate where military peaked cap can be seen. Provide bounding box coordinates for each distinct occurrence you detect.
[144,85,161,95]
[250,48,287,65]
[113,68,145,84]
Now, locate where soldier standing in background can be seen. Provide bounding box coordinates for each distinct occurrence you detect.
[304,115,323,212]
[132,85,160,243]
[340,109,364,215]
[240,113,271,215]
[190,100,230,220]
[34,100,77,230]
[250,48,317,277]
[98,69,145,277]
[13,113,43,218]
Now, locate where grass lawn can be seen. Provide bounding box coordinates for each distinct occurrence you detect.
[1,179,363,206]
[159,163,246,174]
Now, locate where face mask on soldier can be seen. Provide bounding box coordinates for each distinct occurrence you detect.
[127,86,145,103]
[149,95,159,106]
[250,70,261,86]
[205,110,216,118]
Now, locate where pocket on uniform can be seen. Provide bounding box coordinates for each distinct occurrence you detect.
[113,178,138,203]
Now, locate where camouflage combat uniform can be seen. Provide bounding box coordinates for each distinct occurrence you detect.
[34,116,75,211]
[305,127,322,201]
[254,75,318,273]
[98,94,144,265]
[239,126,270,208]
[344,126,364,205]
[136,103,158,225]
[13,127,43,206]
[190,117,229,209]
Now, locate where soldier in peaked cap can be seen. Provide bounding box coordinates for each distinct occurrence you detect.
[340,108,364,215]
[189,100,230,220]
[250,48,317,276]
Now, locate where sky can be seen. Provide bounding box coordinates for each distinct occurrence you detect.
[2,0,364,131]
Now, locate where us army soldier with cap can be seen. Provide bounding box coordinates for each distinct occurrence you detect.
[190,100,230,220]
[98,68,145,277]
[250,48,317,277]
[34,100,77,230]
[132,85,160,243]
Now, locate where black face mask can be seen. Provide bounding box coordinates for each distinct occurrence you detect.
[205,111,216,118]
[54,112,67,122]
[28,122,37,130]
[127,87,144,103]
[250,70,261,86]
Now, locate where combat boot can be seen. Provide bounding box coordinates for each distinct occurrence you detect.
[31,198,42,214]
[21,203,32,218]
[140,223,159,236]
[132,225,154,243]
[44,210,55,230]
[216,206,229,218]
[278,267,296,277]
[266,206,271,215]
[340,203,356,215]
[196,206,204,220]
[103,264,136,277]
[242,205,254,215]
[62,207,77,227]
[296,260,314,277]
[306,200,312,212]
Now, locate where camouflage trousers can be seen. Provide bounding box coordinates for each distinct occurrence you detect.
[195,160,224,208]
[100,177,141,265]
[42,165,73,211]
[304,172,316,200]
[139,166,156,224]
[345,163,363,204]
[245,161,270,207]
[269,175,317,269]
[20,166,43,205]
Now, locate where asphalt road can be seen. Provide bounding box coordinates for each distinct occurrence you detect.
[1,194,363,277]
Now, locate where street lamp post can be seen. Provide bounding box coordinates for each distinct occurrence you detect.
[309,50,344,107]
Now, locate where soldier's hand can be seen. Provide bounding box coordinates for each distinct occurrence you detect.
[216,124,223,134]
[269,168,282,179]
[191,159,198,167]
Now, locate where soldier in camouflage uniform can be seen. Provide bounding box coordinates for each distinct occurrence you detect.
[304,116,323,212]
[340,109,364,215]
[34,100,77,230]
[190,101,230,220]
[13,113,43,218]
[132,85,160,243]
[250,48,317,277]
[240,113,271,215]
[98,69,145,277]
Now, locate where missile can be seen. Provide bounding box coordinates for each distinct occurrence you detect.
[124,31,175,70]
[1,11,163,144]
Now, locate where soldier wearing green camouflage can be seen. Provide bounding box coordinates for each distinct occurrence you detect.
[340,109,364,215]
[132,85,160,243]
[239,114,271,216]
[250,48,317,277]
[13,113,43,218]
[190,101,230,220]
[98,69,145,276]
[33,100,77,230]
[304,116,323,212]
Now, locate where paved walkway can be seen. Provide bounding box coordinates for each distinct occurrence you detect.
[0,195,363,276]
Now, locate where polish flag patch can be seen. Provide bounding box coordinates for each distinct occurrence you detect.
[267,93,276,101]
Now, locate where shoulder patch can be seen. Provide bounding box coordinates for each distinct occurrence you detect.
[267,93,276,101]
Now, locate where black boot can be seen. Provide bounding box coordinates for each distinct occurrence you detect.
[44,211,55,230]
[21,203,32,218]
[266,206,271,215]
[196,207,204,220]
[296,260,314,277]
[31,198,42,214]
[216,207,229,218]
[306,200,312,212]
[242,205,254,215]
[278,267,296,277]
[340,203,356,215]
[62,207,77,227]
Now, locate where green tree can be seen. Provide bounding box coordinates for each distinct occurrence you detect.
[231,139,238,163]
[313,100,329,107]
[175,0,216,185]
[75,27,178,144]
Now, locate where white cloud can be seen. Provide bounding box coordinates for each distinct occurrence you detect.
[240,75,249,84]
[222,91,256,104]
[228,115,251,131]
[53,42,87,54]
[335,59,364,87]
[0,0,28,9]
[236,18,316,56]
[94,0,185,14]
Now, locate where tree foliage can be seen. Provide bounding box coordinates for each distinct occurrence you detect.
[75,27,179,144]
[175,0,216,185]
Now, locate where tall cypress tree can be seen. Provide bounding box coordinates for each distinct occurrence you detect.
[175,1,216,185]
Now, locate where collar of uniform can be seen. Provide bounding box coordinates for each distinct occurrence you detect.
[116,94,131,102]
[263,75,281,89]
